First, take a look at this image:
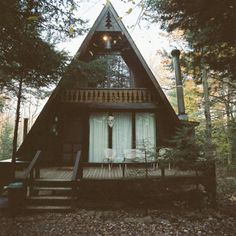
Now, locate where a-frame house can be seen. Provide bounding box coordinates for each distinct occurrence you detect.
[17,2,181,165]
[0,2,217,210]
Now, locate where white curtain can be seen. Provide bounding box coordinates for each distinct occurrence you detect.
[112,112,132,160]
[89,113,108,162]
[135,113,156,149]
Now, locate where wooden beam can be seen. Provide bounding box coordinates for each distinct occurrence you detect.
[72,150,82,181]
[61,102,158,110]
[132,112,136,148]
[22,150,41,179]
[23,118,28,141]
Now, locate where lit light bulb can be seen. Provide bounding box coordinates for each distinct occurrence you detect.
[102,34,112,49]
[103,35,109,41]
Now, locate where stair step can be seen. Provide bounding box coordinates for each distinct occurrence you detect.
[29,196,73,200]
[27,195,73,205]
[34,179,72,181]
[31,187,73,196]
[25,205,72,212]
[33,187,72,191]
[25,179,77,210]
[32,179,74,187]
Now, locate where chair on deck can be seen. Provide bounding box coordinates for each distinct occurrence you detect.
[124,149,145,162]
[124,149,137,162]
[103,148,116,170]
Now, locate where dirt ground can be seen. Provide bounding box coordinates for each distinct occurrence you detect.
[0,203,236,236]
[0,166,235,236]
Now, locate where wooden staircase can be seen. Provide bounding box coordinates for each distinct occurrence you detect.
[25,179,75,212]
[21,150,82,212]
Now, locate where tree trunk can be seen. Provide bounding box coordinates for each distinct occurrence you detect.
[201,58,213,157]
[224,79,233,164]
[223,79,236,165]
[12,77,23,164]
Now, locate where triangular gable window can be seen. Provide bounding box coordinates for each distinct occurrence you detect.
[94,54,133,88]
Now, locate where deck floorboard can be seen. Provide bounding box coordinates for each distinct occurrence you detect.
[16,166,197,180]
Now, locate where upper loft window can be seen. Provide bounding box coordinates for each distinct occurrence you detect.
[87,54,133,88]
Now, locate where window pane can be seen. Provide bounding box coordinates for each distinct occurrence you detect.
[112,112,132,160]
[135,113,156,149]
[89,113,108,162]
[96,55,132,88]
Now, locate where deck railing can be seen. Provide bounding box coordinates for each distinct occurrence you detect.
[22,150,42,196]
[60,88,153,103]
[22,150,42,180]
[72,150,82,182]
[71,150,82,199]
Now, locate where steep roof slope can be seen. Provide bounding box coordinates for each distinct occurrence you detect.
[73,2,179,124]
[17,2,180,156]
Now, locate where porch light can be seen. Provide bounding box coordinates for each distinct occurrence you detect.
[50,115,59,136]
[54,116,58,122]
[102,34,112,49]
[107,115,115,128]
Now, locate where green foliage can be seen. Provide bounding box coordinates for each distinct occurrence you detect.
[167,127,212,170]
[0,97,4,113]
[0,0,87,92]
[0,121,13,160]
[212,126,230,163]
[172,127,200,169]
[102,55,130,88]
[144,0,236,80]
[67,55,131,88]
[0,0,87,161]
[228,121,236,163]
[0,0,72,94]
[69,58,110,87]
[0,0,87,44]
[143,0,236,167]
[136,138,158,162]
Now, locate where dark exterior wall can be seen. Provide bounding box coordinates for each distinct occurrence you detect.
[59,111,85,165]
[156,105,180,147]
[18,88,178,164]
[17,102,59,162]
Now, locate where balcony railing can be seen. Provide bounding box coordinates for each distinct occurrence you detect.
[60,88,153,103]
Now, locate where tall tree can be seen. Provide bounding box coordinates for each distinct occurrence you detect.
[0,121,13,161]
[0,0,87,164]
[143,0,236,162]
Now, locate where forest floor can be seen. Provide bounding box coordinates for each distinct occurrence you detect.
[0,167,235,236]
[0,202,236,236]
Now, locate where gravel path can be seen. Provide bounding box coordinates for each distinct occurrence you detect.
[0,207,236,236]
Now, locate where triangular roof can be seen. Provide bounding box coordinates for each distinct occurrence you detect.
[74,2,179,122]
[18,2,180,156]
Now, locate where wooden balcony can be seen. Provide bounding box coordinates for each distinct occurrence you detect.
[60,88,153,104]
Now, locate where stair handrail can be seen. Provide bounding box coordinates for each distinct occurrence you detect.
[72,150,82,181]
[22,150,42,180]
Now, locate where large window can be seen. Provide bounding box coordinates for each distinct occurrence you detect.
[112,112,132,159]
[96,55,132,88]
[135,113,156,149]
[89,112,156,162]
[89,113,108,162]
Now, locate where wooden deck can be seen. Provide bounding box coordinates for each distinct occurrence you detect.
[15,166,198,180]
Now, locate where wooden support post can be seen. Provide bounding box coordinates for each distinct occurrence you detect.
[29,171,34,196]
[78,164,83,180]
[122,163,125,177]
[35,167,40,179]
[23,118,29,141]
[161,168,165,177]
